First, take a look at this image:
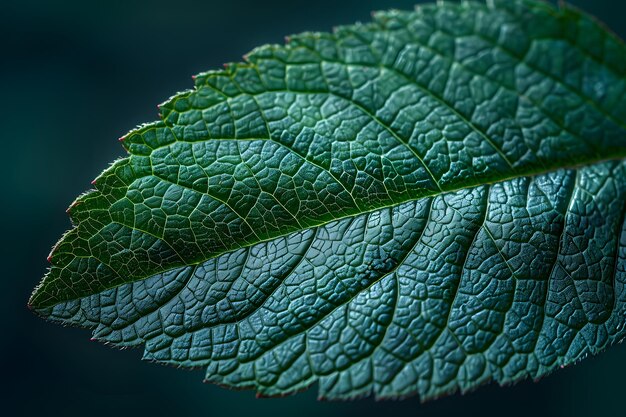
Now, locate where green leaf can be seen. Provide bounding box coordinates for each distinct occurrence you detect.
[29,0,626,400]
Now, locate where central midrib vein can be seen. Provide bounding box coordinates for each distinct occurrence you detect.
[42,156,626,310]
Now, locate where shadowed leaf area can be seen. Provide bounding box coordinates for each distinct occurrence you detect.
[29,0,626,401]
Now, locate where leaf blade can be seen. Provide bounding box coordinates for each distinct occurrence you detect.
[30,0,626,401]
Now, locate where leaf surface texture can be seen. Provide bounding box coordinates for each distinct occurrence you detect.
[30,0,626,400]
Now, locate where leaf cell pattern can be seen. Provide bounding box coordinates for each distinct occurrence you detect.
[30,0,626,400]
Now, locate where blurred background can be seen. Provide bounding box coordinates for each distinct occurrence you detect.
[1,0,624,416]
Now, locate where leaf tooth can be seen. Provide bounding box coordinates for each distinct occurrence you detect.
[64,191,99,225]
[157,89,195,123]
[242,43,283,66]
[191,67,229,86]
[65,199,81,215]
[122,122,172,155]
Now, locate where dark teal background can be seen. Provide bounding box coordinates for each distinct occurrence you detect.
[2,1,625,416]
